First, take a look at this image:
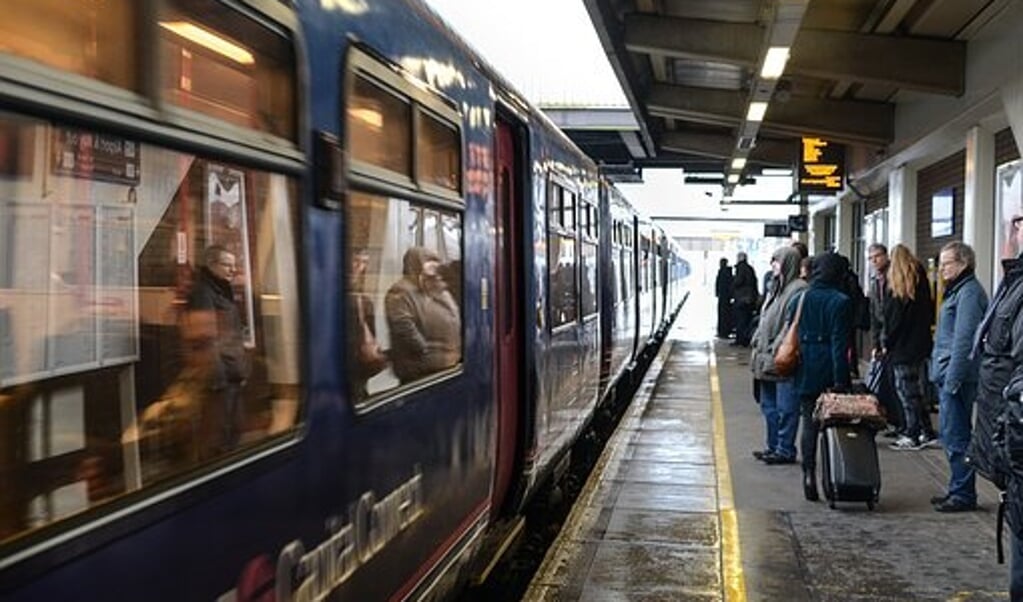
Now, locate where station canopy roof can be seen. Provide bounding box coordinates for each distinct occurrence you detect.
[570,0,1000,188]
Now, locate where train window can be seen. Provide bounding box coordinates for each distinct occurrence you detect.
[580,242,597,317]
[563,191,576,231]
[549,234,578,327]
[0,113,303,546]
[417,111,461,192]
[0,0,138,92]
[159,0,297,140]
[348,76,412,178]
[347,191,463,404]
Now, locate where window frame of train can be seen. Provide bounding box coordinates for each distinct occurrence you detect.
[578,194,598,321]
[0,0,306,562]
[547,175,580,332]
[341,45,465,414]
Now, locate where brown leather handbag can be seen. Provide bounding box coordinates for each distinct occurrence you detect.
[773,292,805,377]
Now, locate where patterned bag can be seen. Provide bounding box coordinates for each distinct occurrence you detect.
[814,391,887,428]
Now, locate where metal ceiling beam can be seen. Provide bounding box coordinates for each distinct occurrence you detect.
[788,30,965,96]
[659,131,795,165]
[644,84,894,144]
[623,13,762,65]
[624,15,966,96]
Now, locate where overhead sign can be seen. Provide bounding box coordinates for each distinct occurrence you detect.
[798,137,844,194]
[788,214,808,232]
[764,223,790,237]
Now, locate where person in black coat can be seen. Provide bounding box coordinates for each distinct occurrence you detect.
[185,245,250,455]
[881,244,937,451]
[715,258,734,338]
[731,252,758,346]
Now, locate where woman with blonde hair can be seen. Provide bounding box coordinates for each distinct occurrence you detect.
[882,244,938,450]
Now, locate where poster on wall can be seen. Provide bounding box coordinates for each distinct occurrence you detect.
[98,205,139,362]
[48,205,98,372]
[205,164,255,348]
[0,203,52,385]
[996,160,1023,279]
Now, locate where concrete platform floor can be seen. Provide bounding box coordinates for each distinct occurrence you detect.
[524,289,1009,601]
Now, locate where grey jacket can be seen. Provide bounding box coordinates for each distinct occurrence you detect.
[930,271,987,392]
[751,247,807,381]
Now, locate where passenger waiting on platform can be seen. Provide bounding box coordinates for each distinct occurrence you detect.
[969,212,1023,598]
[385,247,461,384]
[783,252,851,501]
[731,251,757,347]
[750,246,807,465]
[929,242,987,512]
[798,256,811,281]
[882,245,939,451]
[791,240,809,260]
[715,258,734,338]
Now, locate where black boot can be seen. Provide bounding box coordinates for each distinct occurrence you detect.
[803,469,819,501]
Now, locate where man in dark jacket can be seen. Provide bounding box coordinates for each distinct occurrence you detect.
[731,251,757,346]
[715,258,734,338]
[930,242,987,512]
[867,243,890,357]
[970,214,1023,597]
[186,245,250,454]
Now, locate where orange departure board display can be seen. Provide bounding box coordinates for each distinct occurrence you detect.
[798,137,845,193]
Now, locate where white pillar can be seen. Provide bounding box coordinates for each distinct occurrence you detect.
[810,211,827,254]
[964,125,995,293]
[835,197,854,258]
[888,165,917,252]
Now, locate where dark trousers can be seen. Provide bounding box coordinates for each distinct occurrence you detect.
[1013,529,1023,601]
[892,361,935,440]
[717,299,733,337]
[799,393,820,471]
[733,300,755,345]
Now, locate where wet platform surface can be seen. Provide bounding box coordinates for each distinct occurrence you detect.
[524,290,1010,601]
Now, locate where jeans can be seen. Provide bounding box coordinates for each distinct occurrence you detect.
[759,380,779,454]
[1012,529,1023,601]
[799,394,820,472]
[893,361,934,440]
[776,380,800,460]
[938,382,977,504]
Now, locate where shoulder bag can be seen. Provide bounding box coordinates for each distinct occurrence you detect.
[773,292,805,377]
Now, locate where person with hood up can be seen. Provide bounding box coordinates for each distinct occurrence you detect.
[783,252,852,501]
[750,246,808,464]
[385,247,461,384]
[731,251,758,346]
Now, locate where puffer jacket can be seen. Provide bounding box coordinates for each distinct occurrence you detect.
[930,270,987,392]
[969,256,1023,494]
[786,253,852,398]
[751,247,807,380]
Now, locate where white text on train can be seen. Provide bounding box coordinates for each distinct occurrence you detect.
[275,466,425,602]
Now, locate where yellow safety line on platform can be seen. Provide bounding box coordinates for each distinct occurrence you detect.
[710,347,747,602]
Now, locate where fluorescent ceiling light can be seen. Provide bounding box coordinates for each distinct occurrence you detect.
[746,102,768,122]
[761,167,793,176]
[761,47,790,79]
[160,21,255,65]
[731,157,747,170]
[727,173,740,184]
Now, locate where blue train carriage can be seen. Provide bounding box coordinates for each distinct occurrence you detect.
[598,185,639,399]
[0,1,502,601]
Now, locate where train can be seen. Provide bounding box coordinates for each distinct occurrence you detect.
[0,0,688,600]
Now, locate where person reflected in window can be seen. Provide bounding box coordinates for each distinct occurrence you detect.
[349,247,388,401]
[385,247,461,384]
[184,245,249,455]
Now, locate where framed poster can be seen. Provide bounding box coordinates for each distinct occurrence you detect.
[205,164,255,348]
[98,205,138,363]
[0,203,51,385]
[931,188,954,237]
[48,204,98,373]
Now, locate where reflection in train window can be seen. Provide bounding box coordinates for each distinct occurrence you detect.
[346,192,463,403]
[0,114,302,546]
[1,0,138,91]
[159,0,297,140]
[348,76,412,177]
[417,111,460,191]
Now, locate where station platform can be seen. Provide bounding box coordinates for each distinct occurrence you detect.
[524,291,1010,601]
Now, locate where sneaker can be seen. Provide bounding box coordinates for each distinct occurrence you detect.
[752,449,770,461]
[917,434,940,449]
[934,498,978,512]
[930,494,949,505]
[882,427,903,439]
[763,453,798,465]
[889,435,923,451]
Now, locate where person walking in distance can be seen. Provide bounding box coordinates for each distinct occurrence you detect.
[715,258,734,339]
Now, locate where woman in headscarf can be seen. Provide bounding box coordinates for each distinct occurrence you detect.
[785,252,853,500]
[750,246,808,464]
[882,244,938,451]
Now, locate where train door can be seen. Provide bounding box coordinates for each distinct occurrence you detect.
[492,117,523,513]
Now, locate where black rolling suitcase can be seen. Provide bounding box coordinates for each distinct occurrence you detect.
[819,423,881,510]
